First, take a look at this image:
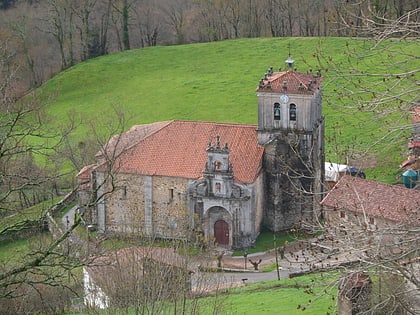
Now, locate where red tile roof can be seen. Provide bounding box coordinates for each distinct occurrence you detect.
[256,70,322,95]
[321,175,420,224]
[77,164,96,179]
[100,120,264,184]
[96,121,172,159]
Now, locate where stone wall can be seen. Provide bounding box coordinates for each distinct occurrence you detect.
[101,172,190,238]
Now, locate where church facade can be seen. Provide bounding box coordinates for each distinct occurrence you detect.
[77,57,324,249]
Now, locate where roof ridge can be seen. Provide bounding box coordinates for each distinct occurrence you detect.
[170,120,257,128]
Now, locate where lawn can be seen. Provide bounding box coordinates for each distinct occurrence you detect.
[70,273,337,315]
[186,274,337,315]
[38,37,419,183]
[216,281,337,315]
[0,197,62,232]
[232,230,301,256]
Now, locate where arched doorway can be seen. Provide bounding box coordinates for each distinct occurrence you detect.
[214,220,229,246]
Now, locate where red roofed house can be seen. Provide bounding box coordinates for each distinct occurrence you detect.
[321,175,420,314]
[322,175,420,230]
[321,174,420,262]
[77,56,325,249]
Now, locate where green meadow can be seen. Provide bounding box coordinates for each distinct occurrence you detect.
[39,37,419,183]
[73,273,337,315]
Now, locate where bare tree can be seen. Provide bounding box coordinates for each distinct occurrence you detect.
[0,38,133,314]
[110,0,137,51]
[72,0,97,61]
[224,0,242,38]
[133,0,162,47]
[298,6,420,314]
[42,0,77,70]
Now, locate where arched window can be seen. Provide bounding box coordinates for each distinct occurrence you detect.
[289,104,297,121]
[273,103,281,120]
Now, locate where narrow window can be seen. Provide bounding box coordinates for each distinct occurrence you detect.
[169,188,174,201]
[340,211,346,218]
[215,182,221,193]
[289,104,297,121]
[369,217,375,225]
[274,103,281,120]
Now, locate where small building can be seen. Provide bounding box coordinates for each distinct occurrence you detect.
[321,175,419,232]
[324,162,365,189]
[321,175,420,314]
[83,247,192,309]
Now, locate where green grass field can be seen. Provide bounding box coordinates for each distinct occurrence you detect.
[72,273,337,315]
[39,37,419,183]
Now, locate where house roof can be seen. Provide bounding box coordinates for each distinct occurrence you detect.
[98,120,264,184]
[321,175,420,224]
[95,121,172,159]
[77,164,96,180]
[256,69,322,95]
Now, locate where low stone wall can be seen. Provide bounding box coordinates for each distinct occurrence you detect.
[0,190,77,241]
[46,190,77,239]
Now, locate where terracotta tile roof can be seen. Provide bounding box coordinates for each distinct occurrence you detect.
[96,121,172,159]
[256,70,322,95]
[76,164,96,179]
[101,120,264,184]
[321,175,420,224]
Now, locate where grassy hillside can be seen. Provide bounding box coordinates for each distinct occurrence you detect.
[40,37,419,183]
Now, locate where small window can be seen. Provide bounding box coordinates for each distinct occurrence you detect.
[121,186,127,199]
[340,211,346,218]
[214,160,222,171]
[289,104,297,121]
[273,103,281,120]
[169,188,174,201]
[369,217,375,225]
[215,182,221,193]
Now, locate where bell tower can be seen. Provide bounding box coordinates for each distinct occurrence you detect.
[256,56,325,232]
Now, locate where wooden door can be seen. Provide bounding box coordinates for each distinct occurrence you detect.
[214,220,229,245]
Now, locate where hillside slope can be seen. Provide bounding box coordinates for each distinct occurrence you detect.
[40,37,419,183]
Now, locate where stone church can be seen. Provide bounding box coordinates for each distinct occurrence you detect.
[77,56,324,249]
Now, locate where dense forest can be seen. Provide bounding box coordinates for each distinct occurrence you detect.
[0,0,418,92]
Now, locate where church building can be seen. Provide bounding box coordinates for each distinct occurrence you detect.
[77,56,325,249]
